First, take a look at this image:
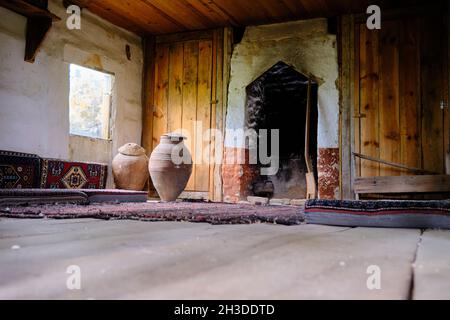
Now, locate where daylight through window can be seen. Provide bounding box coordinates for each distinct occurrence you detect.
[69,64,114,139]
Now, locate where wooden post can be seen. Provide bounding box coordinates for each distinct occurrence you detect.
[446,2,450,174]
[305,78,317,199]
[141,35,156,197]
[25,16,52,62]
[338,15,356,199]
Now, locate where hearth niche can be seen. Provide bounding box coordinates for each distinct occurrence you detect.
[245,61,318,199]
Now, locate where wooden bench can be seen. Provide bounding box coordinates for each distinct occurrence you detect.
[354,175,450,199]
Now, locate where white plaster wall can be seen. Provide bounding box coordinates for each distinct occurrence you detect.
[0,0,143,187]
[225,19,339,149]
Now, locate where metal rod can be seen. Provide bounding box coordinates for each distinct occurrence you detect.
[352,152,439,175]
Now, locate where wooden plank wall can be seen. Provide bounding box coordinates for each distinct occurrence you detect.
[152,39,213,193]
[196,40,213,192]
[182,41,199,191]
[142,29,231,201]
[420,13,446,174]
[355,7,448,178]
[358,22,379,177]
[399,18,421,173]
[152,43,170,149]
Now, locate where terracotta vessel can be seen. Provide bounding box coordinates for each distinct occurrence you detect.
[149,133,192,202]
[112,143,149,191]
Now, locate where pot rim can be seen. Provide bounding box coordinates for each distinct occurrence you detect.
[118,143,147,156]
[162,132,187,142]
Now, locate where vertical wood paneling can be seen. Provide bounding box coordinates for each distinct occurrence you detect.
[399,18,421,173]
[149,32,219,197]
[379,21,401,176]
[182,41,199,191]
[152,43,170,147]
[420,15,444,173]
[167,43,184,133]
[196,40,213,192]
[359,26,380,177]
[356,6,448,181]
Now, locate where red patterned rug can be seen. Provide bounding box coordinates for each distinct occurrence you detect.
[40,159,107,189]
[0,202,304,225]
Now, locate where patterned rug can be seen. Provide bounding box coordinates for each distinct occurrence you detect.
[305,199,450,229]
[0,150,41,189]
[40,159,107,189]
[0,202,305,225]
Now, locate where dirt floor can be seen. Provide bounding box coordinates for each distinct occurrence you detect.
[1,217,449,299]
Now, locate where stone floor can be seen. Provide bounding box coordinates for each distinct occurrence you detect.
[0,218,449,299]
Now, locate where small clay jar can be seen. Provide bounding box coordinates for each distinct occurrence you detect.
[149,133,192,201]
[112,143,149,191]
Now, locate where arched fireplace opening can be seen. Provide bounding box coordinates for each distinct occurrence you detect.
[245,61,318,199]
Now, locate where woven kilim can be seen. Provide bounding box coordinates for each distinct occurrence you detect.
[305,199,450,229]
[40,159,107,189]
[0,150,41,189]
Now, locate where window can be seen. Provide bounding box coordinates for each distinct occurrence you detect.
[69,64,114,139]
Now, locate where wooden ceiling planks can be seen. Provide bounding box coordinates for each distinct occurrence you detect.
[69,0,144,35]
[69,0,435,36]
[145,0,210,30]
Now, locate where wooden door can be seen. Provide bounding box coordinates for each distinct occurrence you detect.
[355,7,449,178]
[145,30,225,199]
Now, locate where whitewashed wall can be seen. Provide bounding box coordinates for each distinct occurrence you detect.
[0,0,143,187]
[225,18,339,149]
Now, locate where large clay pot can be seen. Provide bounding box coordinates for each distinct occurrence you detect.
[149,133,192,202]
[112,143,149,191]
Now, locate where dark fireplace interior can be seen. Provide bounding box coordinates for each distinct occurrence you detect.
[246,61,318,199]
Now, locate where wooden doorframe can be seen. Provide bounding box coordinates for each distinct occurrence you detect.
[447,2,450,174]
[338,3,450,199]
[141,28,233,202]
[338,14,356,199]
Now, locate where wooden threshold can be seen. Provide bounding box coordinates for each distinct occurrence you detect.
[179,191,209,201]
[354,175,450,194]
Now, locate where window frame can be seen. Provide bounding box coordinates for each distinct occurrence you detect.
[68,63,115,141]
